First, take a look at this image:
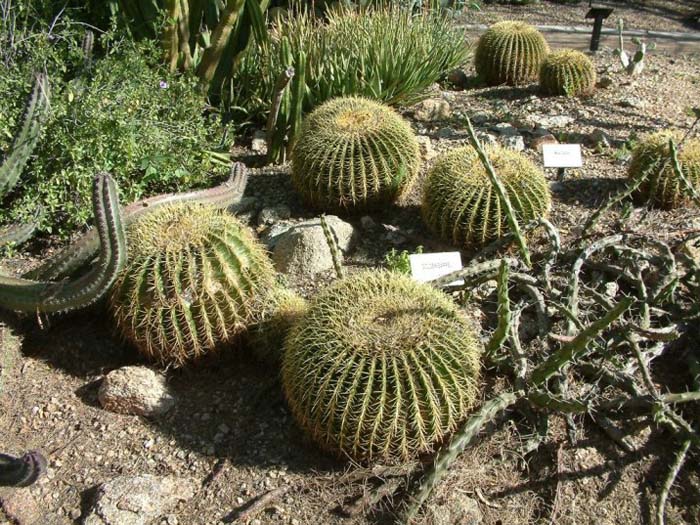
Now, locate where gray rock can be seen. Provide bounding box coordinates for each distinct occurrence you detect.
[470,112,491,126]
[526,114,575,129]
[436,127,456,139]
[476,132,498,146]
[272,216,356,278]
[426,494,482,525]
[360,215,377,230]
[503,135,525,152]
[251,129,267,155]
[416,135,437,162]
[492,122,519,136]
[98,367,175,417]
[447,68,468,89]
[529,133,558,152]
[257,205,291,226]
[83,475,195,525]
[598,75,613,88]
[413,99,451,122]
[587,128,612,149]
[619,96,647,109]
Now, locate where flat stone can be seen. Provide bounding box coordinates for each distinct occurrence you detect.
[503,135,525,152]
[98,367,175,417]
[619,96,647,109]
[413,99,451,122]
[526,114,575,129]
[83,475,195,525]
[257,205,291,226]
[492,122,519,136]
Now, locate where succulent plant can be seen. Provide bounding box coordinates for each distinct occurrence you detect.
[0,173,126,314]
[291,97,420,212]
[248,286,308,366]
[110,202,276,367]
[539,49,596,97]
[628,131,700,209]
[475,21,550,86]
[422,145,551,249]
[282,270,482,463]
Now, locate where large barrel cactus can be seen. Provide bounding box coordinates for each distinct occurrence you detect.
[291,97,420,212]
[628,131,700,209]
[475,21,550,86]
[422,145,551,249]
[110,203,276,367]
[539,49,596,97]
[282,270,482,463]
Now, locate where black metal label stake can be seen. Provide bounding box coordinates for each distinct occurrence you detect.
[586,7,614,52]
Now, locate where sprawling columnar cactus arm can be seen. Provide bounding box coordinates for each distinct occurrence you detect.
[0,209,42,248]
[0,172,126,314]
[0,74,50,199]
[25,162,248,281]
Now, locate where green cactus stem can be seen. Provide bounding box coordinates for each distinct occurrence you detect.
[25,162,250,281]
[474,21,550,86]
[0,208,42,249]
[0,173,127,314]
[539,49,596,97]
[0,74,50,200]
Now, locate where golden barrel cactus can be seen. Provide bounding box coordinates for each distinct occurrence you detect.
[539,49,596,97]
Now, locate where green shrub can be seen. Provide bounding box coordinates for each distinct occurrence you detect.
[282,270,482,463]
[539,49,596,97]
[628,131,700,209]
[110,203,277,368]
[291,97,421,212]
[0,35,229,235]
[229,6,470,159]
[474,21,549,86]
[422,144,551,248]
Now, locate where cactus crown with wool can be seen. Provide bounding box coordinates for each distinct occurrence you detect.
[539,49,596,97]
[110,202,276,367]
[282,270,482,463]
[291,96,420,212]
[475,21,550,86]
[628,131,700,209]
[422,144,551,249]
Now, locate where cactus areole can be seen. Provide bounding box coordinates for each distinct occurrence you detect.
[282,271,482,463]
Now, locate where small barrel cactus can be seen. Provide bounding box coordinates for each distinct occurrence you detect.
[539,49,596,97]
[291,96,420,212]
[248,286,308,365]
[475,21,550,86]
[628,131,700,209]
[110,203,276,367]
[422,145,551,249]
[282,270,482,463]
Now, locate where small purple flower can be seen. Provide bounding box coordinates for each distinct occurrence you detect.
[159,80,169,89]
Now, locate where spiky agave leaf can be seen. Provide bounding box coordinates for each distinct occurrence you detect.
[539,49,596,97]
[628,131,700,209]
[422,145,551,249]
[282,270,482,463]
[475,21,550,86]
[110,203,276,367]
[291,97,420,212]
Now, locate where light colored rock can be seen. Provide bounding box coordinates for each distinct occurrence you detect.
[426,493,482,525]
[98,367,175,417]
[597,75,613,88]
[530,133,558,152]
[436,127,456,139]
[476,132,498,146]
[526,114,575,129]
[416,135,437,162]
[493,122,519,136]
[257,205,291,226]
[470,112,491,125]
[503,135,525,152]
[587,128,612,149]
[272,216,355,278]
[83,475,195,525]
[251,129,267,154]
[413,99,451,122]
[619,96,647,109]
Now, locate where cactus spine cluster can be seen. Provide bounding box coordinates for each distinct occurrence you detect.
[422,145,551,249]
[109,202,276,367]
[282,270,482,463]
[539,49,596,97]
[291,97,420,212]
[0,74,50,200]
[475,21,550,86]
[628,131,700,209]
[0,173,127,314]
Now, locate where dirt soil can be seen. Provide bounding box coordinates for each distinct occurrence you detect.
[2,3,700,525]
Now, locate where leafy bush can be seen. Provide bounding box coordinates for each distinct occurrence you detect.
[229,6,470,158]
[0,34,230,235]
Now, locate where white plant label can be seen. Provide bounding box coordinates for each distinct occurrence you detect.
[409,252,464,286]
[542,144,583,168]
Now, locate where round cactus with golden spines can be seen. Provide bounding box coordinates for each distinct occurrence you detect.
[109,203,277,367]
[475,21,550,86]
[628,131,700,209]
[291,96,421,212]
[539,49,596,97]
[422,145,551,249]
[282,270,482,463]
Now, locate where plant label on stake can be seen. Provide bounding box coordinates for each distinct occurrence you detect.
[409,252,464,286]
[542,144,582,181]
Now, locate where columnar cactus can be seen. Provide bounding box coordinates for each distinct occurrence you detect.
[282,270,482,463]
[110,203,277,367]
[291,97,420,212]
[422,145,551,249]
[628,131,700,209]
[539,49,596,97]
[475,21,550,86]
